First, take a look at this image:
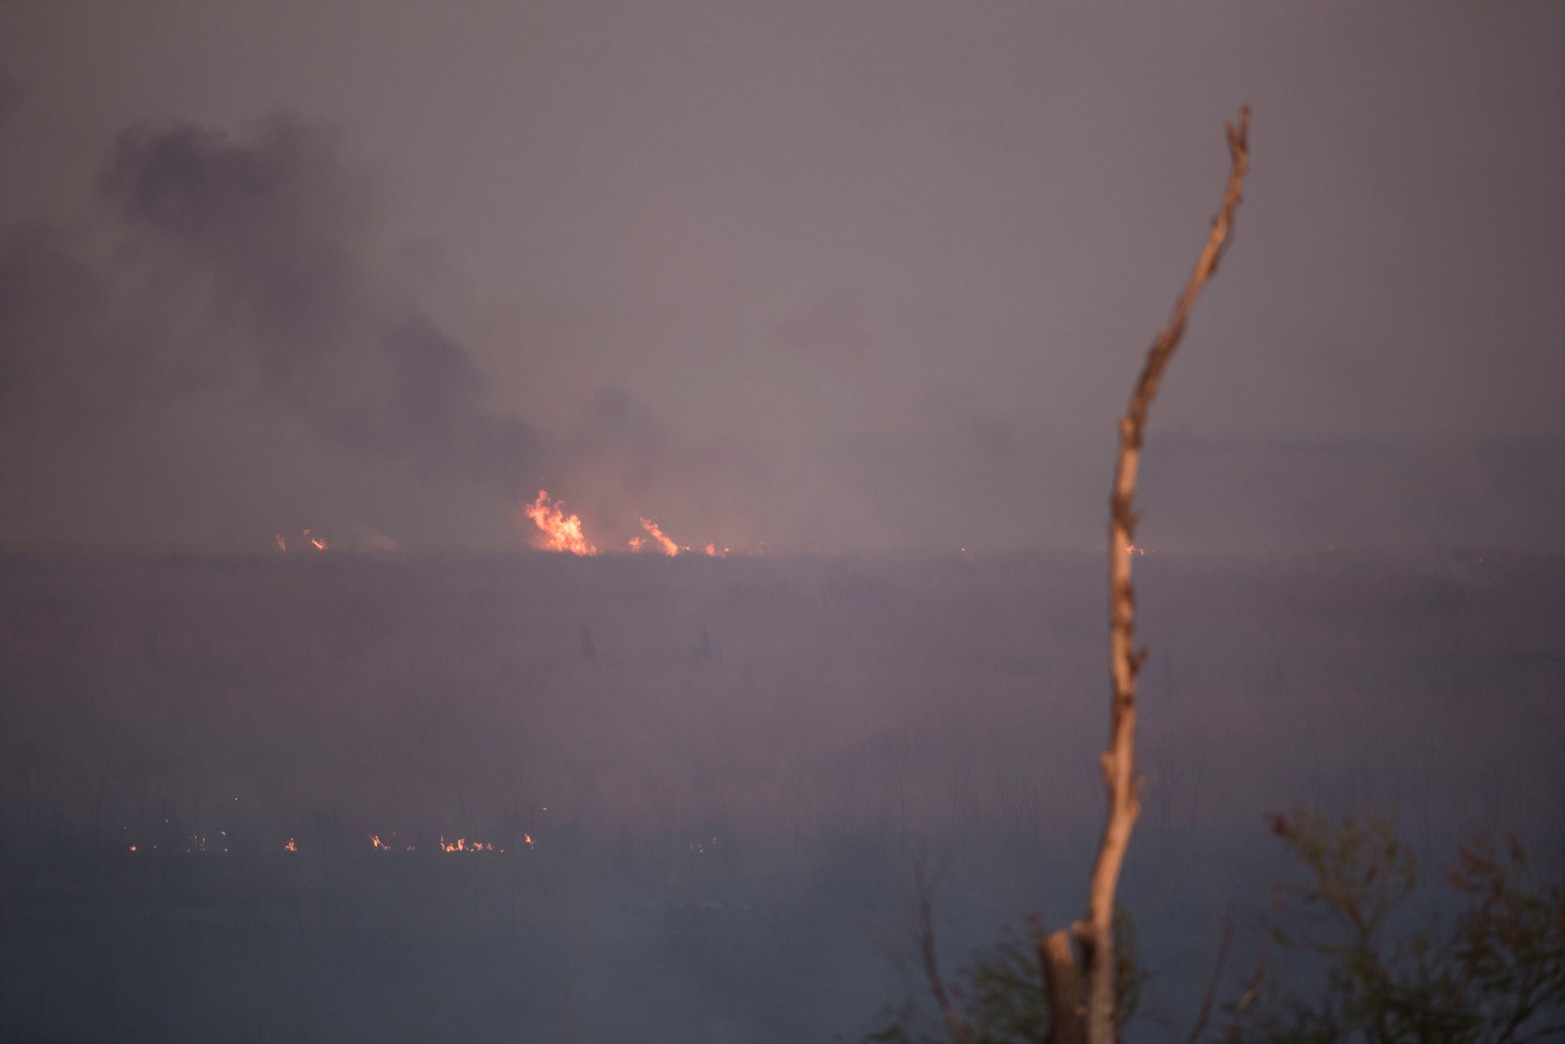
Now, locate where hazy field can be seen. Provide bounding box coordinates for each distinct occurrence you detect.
[2,549,1561,1041]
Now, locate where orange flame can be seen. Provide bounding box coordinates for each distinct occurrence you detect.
[283,837,297,853]
[638,518,680,556]
[521,490,597,555]
[275,529,328,552]
[521,489,744,557]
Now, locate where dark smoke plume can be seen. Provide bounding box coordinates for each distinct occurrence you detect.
[2,114,538,549]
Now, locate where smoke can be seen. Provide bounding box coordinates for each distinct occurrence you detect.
[0,224,126,438]
[1,112,538,549]
[2,103,1559,554]
[557,383,669,538]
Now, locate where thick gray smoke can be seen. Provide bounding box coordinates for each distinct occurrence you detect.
[2,101,1560,554]
[1,114,538,550]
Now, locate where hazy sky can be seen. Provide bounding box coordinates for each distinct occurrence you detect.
[2,2,1561,552]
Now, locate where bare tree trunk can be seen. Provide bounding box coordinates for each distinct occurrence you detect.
[904,107,1252,1044]
[1078,105,1250,1044]
[1041,929,1086,1044]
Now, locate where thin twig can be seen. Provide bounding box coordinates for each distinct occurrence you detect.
[1496,976,1565,1044]
[1080,105,1251,1044]
[1181,904,1237,1044]
[1232,930,1270,1017]
[914,850,974,1044]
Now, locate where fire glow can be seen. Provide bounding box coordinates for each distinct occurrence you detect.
[521,490,735,558]
[274,529,329,553]
[637,518,680,556]
[521,490,597,555]
[121,831,524,856]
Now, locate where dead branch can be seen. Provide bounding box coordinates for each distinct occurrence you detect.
[1079,105,1251,1044]
[1231,931,1270,1017]
[1181,904,1237,1044]
[913,849,975,1044]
